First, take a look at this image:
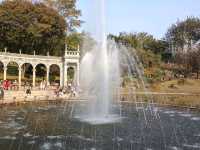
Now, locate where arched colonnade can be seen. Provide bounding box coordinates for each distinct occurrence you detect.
[0,51,80,88]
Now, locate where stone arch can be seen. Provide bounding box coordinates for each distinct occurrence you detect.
[35,63,47,86]
[6,61,19,90]
[21,63,33,86]
[6,61,19,81]
[49,64,60,86]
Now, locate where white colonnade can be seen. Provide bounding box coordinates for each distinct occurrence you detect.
[0,48,80,88]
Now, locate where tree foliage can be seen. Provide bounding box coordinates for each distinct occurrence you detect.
[109,32,167,54]
[0,0,80,56]
[165,17,200,78]
[109,32,163,67]
[65,31,96,58]
[66,32,82,50]
[174,47,200,78]
[165,17,200,53]
[42,0,82,32]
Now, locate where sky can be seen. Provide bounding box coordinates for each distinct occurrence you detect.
[77,0,200,39]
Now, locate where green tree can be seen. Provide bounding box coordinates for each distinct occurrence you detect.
[66,32,83,50]
[109,32,164,67]
[109,32,167,54]
[189,48,200,79]
[42,0,82,32]
[0,0,80,56]
[165,17,200,78]
[65,31,96,58]
[165,17,200,53]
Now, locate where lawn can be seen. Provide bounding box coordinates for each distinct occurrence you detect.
[151,79,200,94]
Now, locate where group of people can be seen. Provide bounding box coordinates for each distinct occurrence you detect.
[24,80,49,95]
[40,80,48,90]
[0,80,18,90]
[0,80,32,96]
[54,83,78,97]
[0,80,13,100]
[0,78,79,100]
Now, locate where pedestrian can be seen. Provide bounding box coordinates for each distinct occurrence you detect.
[43,80,47,90]
[0,86,4,101]
[40,81,43,90]
[13,80,17,90]
[54,86,58,97]
[3,80,6,90]
[3,80,9,90]
[7,80,11,90]
[26,84,31,96]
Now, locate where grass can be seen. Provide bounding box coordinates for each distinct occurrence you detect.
[149,79,200,108]
[122,78,200,108]
[151,79,200,94]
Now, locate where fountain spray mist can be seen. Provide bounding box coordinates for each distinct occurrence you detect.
[74,0,122,124]
[97,0,110,116]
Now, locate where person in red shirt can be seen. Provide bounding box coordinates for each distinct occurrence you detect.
[7,80,11,90]
[3,80,7,90]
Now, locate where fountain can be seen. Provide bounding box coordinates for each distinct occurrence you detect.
[73,0,123,124]
[74,41,122,124]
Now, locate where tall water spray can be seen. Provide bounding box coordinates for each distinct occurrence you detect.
[75,0,122,124]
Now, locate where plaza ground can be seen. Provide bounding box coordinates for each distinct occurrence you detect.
[0,89,70,105]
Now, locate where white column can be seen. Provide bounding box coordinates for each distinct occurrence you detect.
[18,66,22,88]
[46,66,50,86]
[33,67,36,87]
[64,62,68,87]
[76,63,80,87]
[60,66,63,87]
[3,66,7,80]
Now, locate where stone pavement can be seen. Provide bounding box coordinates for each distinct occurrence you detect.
[0,90,69,105]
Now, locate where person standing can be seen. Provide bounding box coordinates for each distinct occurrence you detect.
[0,86,4,101]
[26,84,31,96]
[3,80,9,90]
[43,80,47,90]
[40,81,43,90]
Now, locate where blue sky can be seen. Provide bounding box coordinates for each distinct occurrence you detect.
[77,0,200,39]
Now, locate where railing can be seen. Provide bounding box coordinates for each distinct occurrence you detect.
[119,92,200,109]
[0,50,80,58]
[0,51,62,60]
[66,51,80,56]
